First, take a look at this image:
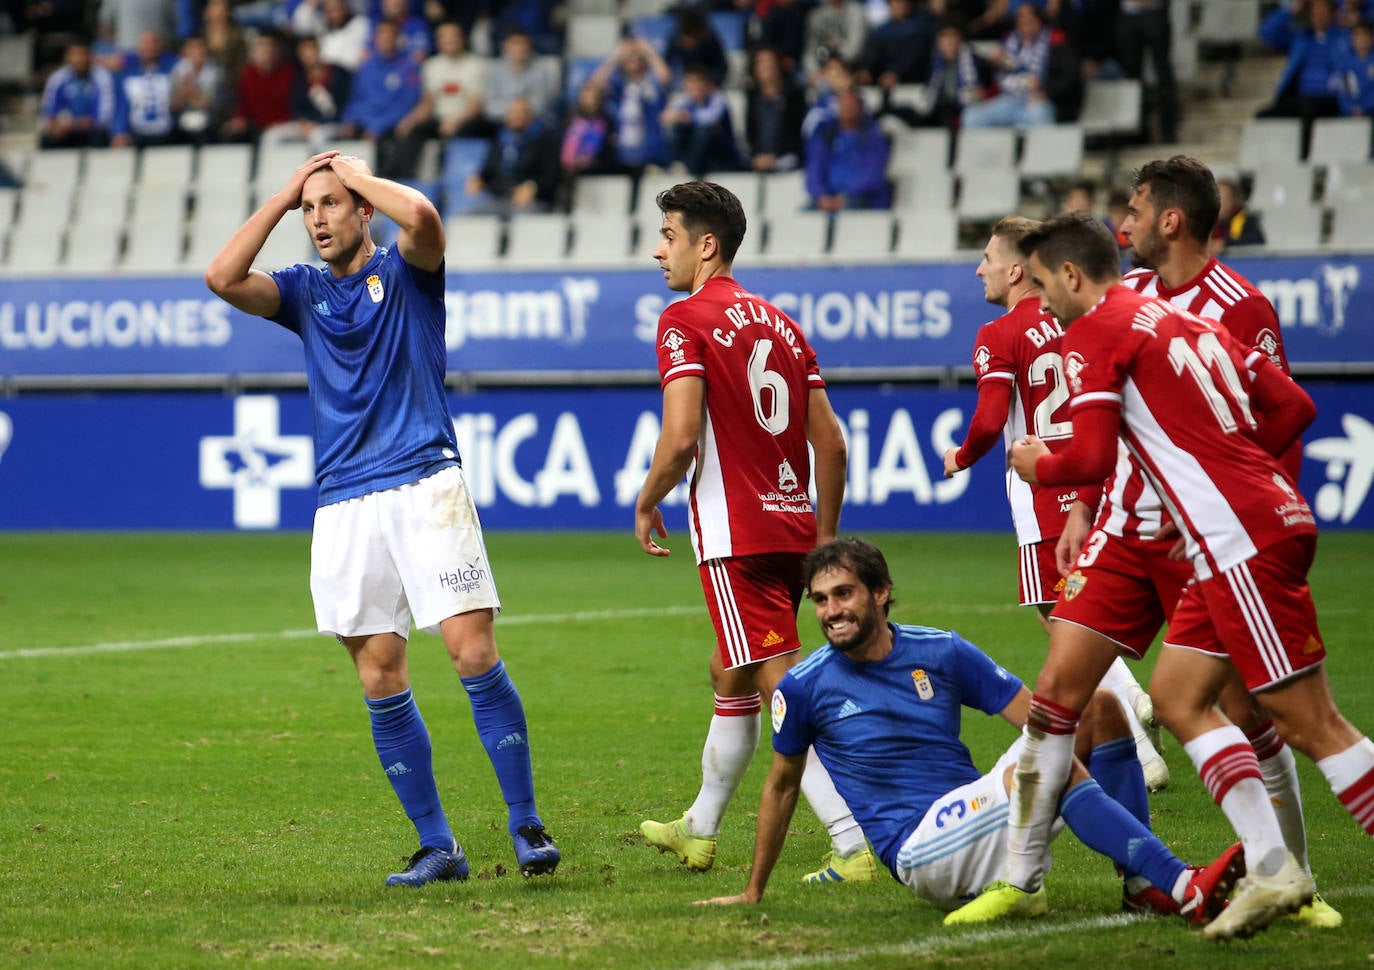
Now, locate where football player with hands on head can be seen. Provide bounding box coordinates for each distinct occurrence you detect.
[964,212,1374,941]
[205,149,560,887]
[697,537,1246,927]
[943,215,1167,791]
[634,181,877,886]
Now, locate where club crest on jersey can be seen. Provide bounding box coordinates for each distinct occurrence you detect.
[1063,569,1087,601]
[366,274,384,303]
[777,458,798,492]
[1064,351,1087,394]
[771,689,787,732]
[911,669,934,700]
[974,345,992,375]
[661,327,689,365]
[1256,328,1283,367]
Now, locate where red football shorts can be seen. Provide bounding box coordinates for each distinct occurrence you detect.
[1164,536,1326,692]
[699,552,805,670]
[1049,529,1193,658]
[1019,539,1064,607]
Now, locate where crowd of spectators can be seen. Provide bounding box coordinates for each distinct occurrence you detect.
[28,0,1198,215]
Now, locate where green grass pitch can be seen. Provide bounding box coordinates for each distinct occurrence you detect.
[1,531,1371,969]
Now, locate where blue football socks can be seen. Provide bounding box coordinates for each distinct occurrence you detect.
[366,688,454,850]
[1087,736,1152,828]
[1060,778,1186,894]
[461,660,540,835]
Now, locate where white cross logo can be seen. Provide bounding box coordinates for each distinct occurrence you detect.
[199,396,314,529]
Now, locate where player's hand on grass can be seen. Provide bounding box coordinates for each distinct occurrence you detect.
[1009,434,1048,483]
[635,506,670,557]
[693,892,757,906]
[283,151,340,208]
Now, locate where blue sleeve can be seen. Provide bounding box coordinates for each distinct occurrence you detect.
[770,673,815,757]
[268,263,309,334]
[1259,4,1296,52]
[341,65,369,126]
[111,75,130,136]
[950,632,1023,717]
[804,127,833,199]
[850,129,892,196]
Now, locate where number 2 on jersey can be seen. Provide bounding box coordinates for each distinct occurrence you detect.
[748,338,791,435]
[1029,352,1072,441]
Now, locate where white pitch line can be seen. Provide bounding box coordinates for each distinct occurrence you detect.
[0,604,704,661]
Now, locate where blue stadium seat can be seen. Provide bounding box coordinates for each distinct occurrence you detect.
[441,139,491,215]
[630,14,675,53]
[708,11,748,51]
[564,55,603,110]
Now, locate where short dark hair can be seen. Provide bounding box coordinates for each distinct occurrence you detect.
[656,180,747,265]
[1019,211,1122,284]
[802,537,894,617]
[1131,155,1221,245]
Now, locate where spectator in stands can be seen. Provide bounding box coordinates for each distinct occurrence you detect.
[170,33,226,144]
[560,82,618,181]
[111,28,178,147]
[1210,178,1267,253]
[482,28,559,129]
[488,0,561,56]
[1060,0,1122,79]
[295,0,371,72]
[1116,0,1179,142]
[99,0,177,55]
[803,54,858,140]
[222,31,297,144]
[906,21,990,129]
[1105,187,1131,247]
[858,0,939,89]
[803,0,869,85]
[665,6,729,88]
[387,20,486,177]
[759,0,810,77]
[377,0,433,63]
[262,35,351,151]
[466,95,562,214]
[1059,180,1096,214]
[201,0,247,85]
[1257,0,1351,157]
[1338,18,1374,116]
[804,87,892,211]
[340,19,423,177]
[588,36,672,175]
[662,63,745,177]
[960,3,1060,127]
[745,45,807,172]
[39,40,119,149]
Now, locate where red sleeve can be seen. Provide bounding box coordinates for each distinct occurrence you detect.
[1249,358,1316,460]
[1034,403,1120,486]
[1225,295,1289,372]
[954,380,1012,469]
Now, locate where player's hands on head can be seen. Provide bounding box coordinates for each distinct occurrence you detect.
[330,153,375,185]
[1009,434,1049,484]
[284,151,340,209]
[635,506,671,557]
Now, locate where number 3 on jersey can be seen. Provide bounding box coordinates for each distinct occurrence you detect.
[748,338,790,435]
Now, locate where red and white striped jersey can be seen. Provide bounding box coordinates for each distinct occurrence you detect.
[1063,285,1315,579]
[967,297,1077,545]
[655,276,824,563]
[1099,260,1294,538]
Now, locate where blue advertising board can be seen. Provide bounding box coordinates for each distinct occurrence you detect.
[1,382,1371,531]
[0,254,1370,379]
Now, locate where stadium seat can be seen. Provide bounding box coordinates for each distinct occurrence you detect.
[122,217,185,273]
[624,0,669,16]
[440,138,491,215]
[709,171,762,213]
[953,128,1017,176]
[194,143,254,191]
[736,214,765,261]
[63,220,123,272]
[564,55,603,108]
[567,0,618,13]
[760,169,810,216]
[83,147,137,191]
[1308,117,1373,168]
[764,210,830,258]
[25,149,82,200]
[504,212,570,265]
[634,169,687,216]
[1077,79,1142,137]
[139,144,195,188]
[709,11,748,51]
[889,127,951,172]
[253,143,309,202]
[1248,163,1314,209]
[887,84,927,116]
[330,138,377,169]
[254,222,315,270]
[567,14,622,58]
[73,178,130,228]
[0,188,16,224]
[568,211,636,264]
[831,210,895,259]
[444,213,504,265]
[1018,124,1085,180]
[1322,160,1374,206]
[1258,203,1324,250]
[572,172,634,214]
[891,168,955,211]
[724,89,748,151]
[1239,118,1302,171]
[1197,0,1261,44]
[629,14,675,53]
[184,195,253,268]
[1326,199,1374,250]
[957,166,1021,221]
[894,207,960,259]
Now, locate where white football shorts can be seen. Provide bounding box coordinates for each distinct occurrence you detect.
[310,464,501,639]
[894,737,1054,910]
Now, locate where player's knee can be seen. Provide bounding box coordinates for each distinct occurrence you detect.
[1081,688,1129,741]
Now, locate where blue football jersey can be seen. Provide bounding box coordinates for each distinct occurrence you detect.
[771,624,1022,874]
[271,247,459,505]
